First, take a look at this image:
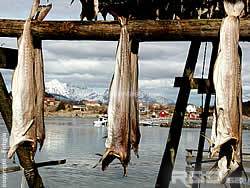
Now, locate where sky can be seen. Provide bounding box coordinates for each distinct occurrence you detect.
[1,0,250,105]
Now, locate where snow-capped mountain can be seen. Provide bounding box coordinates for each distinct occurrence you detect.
[45,79,107,102]
[45,79,173,104]
[139,90,174,104]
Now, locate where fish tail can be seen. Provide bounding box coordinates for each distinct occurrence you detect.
[8,138,34,159]
[38,139,44,151]
[101,149,117,171]
[132,147,139,158]
[70,0,75,5]
[123,165,128,177]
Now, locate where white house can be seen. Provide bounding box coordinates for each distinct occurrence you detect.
[186,104,197,113]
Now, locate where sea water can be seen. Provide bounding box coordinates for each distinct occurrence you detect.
[0,117,250,188]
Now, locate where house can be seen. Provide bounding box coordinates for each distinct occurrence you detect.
[139,102,149,113]
[186,104,197,113]
[85,100,101,107]
[159,110,169,118]
[72,104,87,111]
[44,96,56,106]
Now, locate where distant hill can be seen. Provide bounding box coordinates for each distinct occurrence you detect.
[45,79,174,105]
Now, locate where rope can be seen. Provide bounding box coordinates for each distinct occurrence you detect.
[201,42,207,112]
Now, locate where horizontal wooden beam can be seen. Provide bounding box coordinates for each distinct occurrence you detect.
[0,47,17,69]
[0,19,250,41]
[174,77,215,94]
[0,159,66,174]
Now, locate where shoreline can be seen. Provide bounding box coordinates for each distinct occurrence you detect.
[44,111,100,118]
[44,112,250,129]
[45,111,250,119]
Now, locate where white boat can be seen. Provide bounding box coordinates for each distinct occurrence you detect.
[139,118,169,127]
[139,119,154,126]
[93,115,108,127]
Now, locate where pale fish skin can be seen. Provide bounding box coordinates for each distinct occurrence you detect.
[8,4,52,159]
[8,19,36,159]
[34,4,52,150]
[130,40,140,157]
[211,0,244,183]
[71,0,98,21]
[101,17,140,176]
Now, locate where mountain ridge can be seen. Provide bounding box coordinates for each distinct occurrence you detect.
[45,79,174,105]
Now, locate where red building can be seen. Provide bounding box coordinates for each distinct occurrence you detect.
[159,111,169,118]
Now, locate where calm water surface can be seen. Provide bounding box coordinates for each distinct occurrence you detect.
[1,117,250,188]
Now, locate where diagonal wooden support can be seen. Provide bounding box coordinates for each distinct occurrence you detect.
[192,42,219,188]
[0,47,18,69]
[0,73,45,188]
[194,41,218,171]
[155,40,201,188]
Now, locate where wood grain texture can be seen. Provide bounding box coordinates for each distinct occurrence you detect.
[0,19,250,41]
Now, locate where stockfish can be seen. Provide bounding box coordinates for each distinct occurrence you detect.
[97,17,140,176]
[8,1,52,158]
[211,0,244,183]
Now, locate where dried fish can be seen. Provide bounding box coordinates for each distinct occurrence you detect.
[211,0,244,183]
[98,17,140,176]
[34,4,52,151]
[8,19,36,159]
[71,0,99,21]
[130,40,140,157]
[8,3,52,159]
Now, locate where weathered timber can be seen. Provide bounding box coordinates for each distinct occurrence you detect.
[174,77,215,94]
[0,73,45,188]
[1,19,250,41]
[156,41,201,188]
[0,159,66,174]
[0,47,18,69]
[192,42,219,188]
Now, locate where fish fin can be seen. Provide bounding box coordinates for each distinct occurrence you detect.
[35,4,52,21]
[135,153,139,158]
[96,149,118,171]
[93,157,103,168]
[70,0,75,5]
[93,150,110,168]
[29,0,40,19]
[123,165,128,177]
[201,134,213,146]
[95,153,103,157]
[37,138,44,151]
[132,148,139,158]
[102,154,116,171]
[22,119,35,136]
[113,153,120,158]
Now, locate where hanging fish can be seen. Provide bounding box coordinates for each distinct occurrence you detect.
[34,4,52,151]
[96,17,140,176]
[130,40,140,157]
[8,3,52,159]
[71,0,99,21]
[211,0,244,183]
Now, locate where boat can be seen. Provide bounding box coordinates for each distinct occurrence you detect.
[139,117,169,127]
[139,119,154,126]
[93,115,108,127]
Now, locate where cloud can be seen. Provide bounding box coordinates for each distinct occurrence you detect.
[1,1,250,105]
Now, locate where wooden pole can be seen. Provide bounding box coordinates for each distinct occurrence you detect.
[0,19,250,41]
[0,73,45,188]
[0,159,66,174]
[192,41,218,187]
[0,47,18,69]
[155,41,201,188]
